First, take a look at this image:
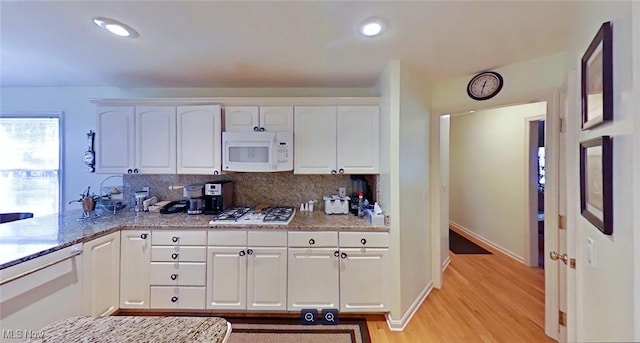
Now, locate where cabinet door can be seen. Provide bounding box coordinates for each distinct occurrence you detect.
[177,105,222,174]
[135,106,176,174]
[287,247,339,311]
[260,106,294,132]
[224,106,259,132]
[337,106,380,174]
[339,248,389,312]
[120,230,150,309]
[206,246,247,310]
[95,106,135,173]
[294,106,337,174]
[247,247,287,311]
[82,232,120,316]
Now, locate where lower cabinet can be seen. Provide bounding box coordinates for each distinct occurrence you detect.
[339,248,389,312]
[82,231,121,316]
[207,230,287,311]
[287,247,340,311]
[150,286,206,309]
[120,230,151,309]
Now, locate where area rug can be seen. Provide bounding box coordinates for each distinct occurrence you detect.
[449,229,492,254]
[224,317,371,343]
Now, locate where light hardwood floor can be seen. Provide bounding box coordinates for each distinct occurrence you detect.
[365,230,554,343]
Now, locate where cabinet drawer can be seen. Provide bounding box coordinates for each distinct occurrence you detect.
[339,232,389,248]
[208,230,247,246]
[288,231,338,247]
[150,286,206,309]
[152,230,206,246]
[150,262,206,286]
[248,231,287,247]
[151,246,206,262]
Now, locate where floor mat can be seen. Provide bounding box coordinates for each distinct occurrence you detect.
[449,229,491,254]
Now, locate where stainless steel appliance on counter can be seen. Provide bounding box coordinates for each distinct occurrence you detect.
[203,180,233,215]
[208,206,295,226]
[183,183,205,215]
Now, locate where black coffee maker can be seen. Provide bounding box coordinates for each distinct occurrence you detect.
[349,175,372,215]
[203,180,233,215]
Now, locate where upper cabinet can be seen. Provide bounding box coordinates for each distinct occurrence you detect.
[95,104,221,175]
[294,105,379,174]
[225,106,293,132]
[177,105,222,175]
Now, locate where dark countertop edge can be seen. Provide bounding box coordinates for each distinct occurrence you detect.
[0,224,388,270]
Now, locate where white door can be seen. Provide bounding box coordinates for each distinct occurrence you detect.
[339,248,389,312]
[206,246,247,310]
[177,105,222,174]
[287,247,339,311]
[82,232,120,316]
[95,106,134,173]
[247,247,287,311]
[224,106,259,132]
[120,230,150,309]
[260,106,294,132]
[135,106,176,174]
[294,106,337,174]
[337,106,380,174]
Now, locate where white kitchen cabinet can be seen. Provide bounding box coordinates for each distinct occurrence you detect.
[135,106,177,174]
[150,286,206,309]
[287,247,340,311]
[225,106,293,132]
[246,246,287,311]
[82,231,120,317]
[206,246,247,310]
[95,106,135,174]
[120,230,150,309]
[177,105,222,174]
[294,105,379,174]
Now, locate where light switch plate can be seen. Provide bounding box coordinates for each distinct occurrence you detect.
[586,237,595,267]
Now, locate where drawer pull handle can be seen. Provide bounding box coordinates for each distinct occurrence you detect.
[308,239,315,245]
[140,233,148,239]
[170,274,178,280]
[339,168,345,174]
[171,296,178,303]
[331,170,337,175]
[171,253,179,260]
[341,252,348,259]
[172,236,179,243]
[239,250,246,256]
[247,249,253,255]
[361,238,367,245]
[334,250,339,257]
[253,126,259,132]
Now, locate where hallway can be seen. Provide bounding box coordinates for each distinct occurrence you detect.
[366,233,553,342]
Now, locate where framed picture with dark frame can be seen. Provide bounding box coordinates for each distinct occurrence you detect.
[579,136,613,235]
[581,21,613,130]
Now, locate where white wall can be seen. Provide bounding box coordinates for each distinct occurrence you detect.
[0,86,375,212]
[449,102,546,260]
[565,2,637,341]
[633,3,640,339]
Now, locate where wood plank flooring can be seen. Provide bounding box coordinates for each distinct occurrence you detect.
[365,230,554,343]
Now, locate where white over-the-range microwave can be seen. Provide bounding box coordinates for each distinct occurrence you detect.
[222,131,293,172]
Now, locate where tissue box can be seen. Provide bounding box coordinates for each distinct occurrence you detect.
[364,208,385,226]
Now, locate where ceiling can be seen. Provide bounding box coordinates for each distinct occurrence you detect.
[0,1,583,88]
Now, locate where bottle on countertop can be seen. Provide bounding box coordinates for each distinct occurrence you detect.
[357,192,364,217]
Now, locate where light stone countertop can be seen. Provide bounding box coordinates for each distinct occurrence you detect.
[0,209,387,270]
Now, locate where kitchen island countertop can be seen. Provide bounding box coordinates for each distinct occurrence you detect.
[0,209,387,270]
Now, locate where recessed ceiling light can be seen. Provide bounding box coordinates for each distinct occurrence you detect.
[93,17,139,38]
[359,18,385,37]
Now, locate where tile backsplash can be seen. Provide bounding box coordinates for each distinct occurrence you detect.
[121,172,378,210]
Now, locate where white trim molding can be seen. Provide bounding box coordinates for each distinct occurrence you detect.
[449,221,525,263]
[89,97,380,106]
[385,282,433,331]
[442,255,451,272]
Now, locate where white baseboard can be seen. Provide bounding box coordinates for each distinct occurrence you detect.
[385,282,433,331]
[449,221,524,263]
[442,255,451,272]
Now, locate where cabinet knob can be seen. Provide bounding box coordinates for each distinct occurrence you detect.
[239,250,246,256]
[170,273,178,280]
[140,233,148,239]
[339,168,345,174]
[133,168,139,174]
[341,252,347,259]
[172,236,179,243]
[171,253,179,260]
[259,127,265,132]
[127,169,132,174]
[171,296,178,303]
[334,250,339,257]
[247,249,254,255]
[213,170,219,175]
[253,126,259,132]
[361,238,367,245]
[331,170,337,175]
[308,238,315,245]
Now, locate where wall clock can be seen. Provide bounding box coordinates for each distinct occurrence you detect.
[467,71,504,101]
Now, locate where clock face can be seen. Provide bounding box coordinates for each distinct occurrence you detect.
[467,72,503,100]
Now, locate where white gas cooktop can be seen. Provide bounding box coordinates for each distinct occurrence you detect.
[208,206,296,226]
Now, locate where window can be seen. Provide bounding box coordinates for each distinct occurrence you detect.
[0,115,61,216]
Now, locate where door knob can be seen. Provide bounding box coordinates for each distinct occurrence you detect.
[549,251,569,264]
